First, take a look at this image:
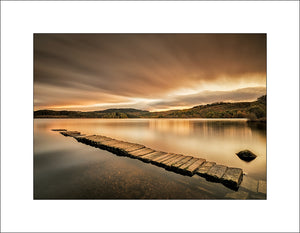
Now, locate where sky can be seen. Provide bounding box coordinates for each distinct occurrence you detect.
[34,34,266,112]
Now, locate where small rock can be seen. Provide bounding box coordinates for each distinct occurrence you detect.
[236,150,257,162]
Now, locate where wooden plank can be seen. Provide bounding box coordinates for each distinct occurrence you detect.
[114,142,136,149]
[73,134,87,139]
[112,142,136,149]
[101,140,124,147]
[140,151,167,162]
[123,144,145,152]
[84,135,97,140]
[93,135,112,142]
[109,143,135,151]
[60,131,81,137]
[196,161,216,175]
[171,156,193,168]
[152,153,174,163]
[93,139,116,146]
[179,158,199,170]
[140,151,165,159]
[185,158,206,174]
[116,142,143,150]
[154,153,177,163]
[206,165,228,180]
[162,154,185,166]
[221,167,243,187]
[129,148,155,157]
[85,135,109,143]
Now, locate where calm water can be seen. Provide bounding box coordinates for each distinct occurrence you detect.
[34,118,266,199]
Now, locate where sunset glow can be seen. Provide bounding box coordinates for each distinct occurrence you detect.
[34,34,266,111]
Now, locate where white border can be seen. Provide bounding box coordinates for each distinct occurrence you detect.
[1,1,299,232]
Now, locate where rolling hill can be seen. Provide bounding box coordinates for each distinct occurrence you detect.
[34,95,266,121]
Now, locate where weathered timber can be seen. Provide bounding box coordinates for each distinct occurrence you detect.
[152,153,176,164]
[60,131,81,137]
[150,153,175,167]
[74,134,91,140]
[206,165,228,181]
[56,129,246,190]
[93,136,114,143]
[180,158,199,170]
[77,135,112,145]
[109,142,134,150]
[184,158,206,175]
[122,144,145,153]
[101,140,124,147]
[96,140,123,151]
[162,154,185,167]
[129,148,155,157]
[175,158,201,175]
[105,142,135,154]
[115,143,145,153]
[139,151,167,162]
[221,167,243,189]
[196,161,216,176]
[171,156,193,169]
[111,142,134,150]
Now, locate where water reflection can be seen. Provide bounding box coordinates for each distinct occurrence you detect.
[149,119,193,135]
[34,118,266,180]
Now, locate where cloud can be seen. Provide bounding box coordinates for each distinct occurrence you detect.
[147,86,267,111]
[34,34,266,110]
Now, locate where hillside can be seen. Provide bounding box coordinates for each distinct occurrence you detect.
[34,95,266,120]
[147,95,266,120]
[34,108,149,118]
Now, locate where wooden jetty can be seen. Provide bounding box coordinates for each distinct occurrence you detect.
[54,129,245,190]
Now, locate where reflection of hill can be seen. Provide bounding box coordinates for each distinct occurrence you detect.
[148,119,253,138]
[34,95,266,120]
[246,121,266,132]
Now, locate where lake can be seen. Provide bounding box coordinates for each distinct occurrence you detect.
[34,118,266,199]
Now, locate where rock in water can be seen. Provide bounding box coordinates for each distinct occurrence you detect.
[236,150,257,162]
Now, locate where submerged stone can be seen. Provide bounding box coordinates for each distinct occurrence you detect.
[225,191,249,200]
[236,150,257,162]
[258,180,267,194]
[240,176,258,192]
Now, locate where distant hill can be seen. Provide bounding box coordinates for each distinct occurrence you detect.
[34,95,266,120]
[147,95,266,121]
[96,108,148,113]
[34,108,149,118]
